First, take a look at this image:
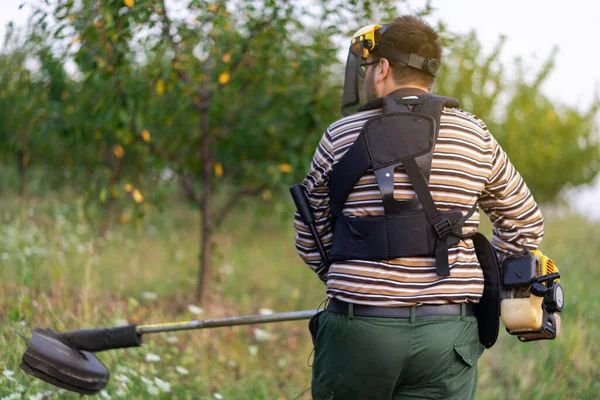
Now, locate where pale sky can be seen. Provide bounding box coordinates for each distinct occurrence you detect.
[1,0,598,217]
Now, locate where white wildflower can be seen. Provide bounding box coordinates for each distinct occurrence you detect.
[20,321,26,326]
[187,305,204,315]
[154,377,171,392]
[214,393,224,400]
[141,292,158,301]
[3,369,16,382]
[253,328,272,342]
[1,393,21,400]
[166,336,178,344]
[145,353,161,363]
[147,385,159,395]
[175,366,189,375]
[115,318,129,326]
[115,389,127,397]
[116,365,130,373]
[28,392,52,400]
[220,264,234,276]
[116,365,138,377]
[160,167,174,181]
[259,308,274,315]
[248,345,258,356]
[141,376,154,386]
[115,374,130,383]
[16,385,26,392]
[100,390,112,400]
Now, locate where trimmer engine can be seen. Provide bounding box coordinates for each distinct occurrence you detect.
[500,250,564,342]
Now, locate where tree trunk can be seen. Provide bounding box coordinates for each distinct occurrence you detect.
[16,150,26,196]
[196,108,212,304]
[101,197,116,238]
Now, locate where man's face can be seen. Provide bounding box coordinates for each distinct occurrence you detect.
[364,56,379,101]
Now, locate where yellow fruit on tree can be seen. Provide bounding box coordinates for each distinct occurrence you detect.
[214,163,224,178]
[113,145,125,159]
[141,129,151,142]
[132,189,144,203]
[124,0,134,7]
[155,79,165,95]
[278,164,293,173]
[218,72,230,85]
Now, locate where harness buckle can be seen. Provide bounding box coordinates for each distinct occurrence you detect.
[433,218,452,239]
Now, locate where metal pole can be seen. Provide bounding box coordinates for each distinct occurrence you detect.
[136,310,318,335]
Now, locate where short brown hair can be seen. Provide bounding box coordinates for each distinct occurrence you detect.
[373,16,442,88]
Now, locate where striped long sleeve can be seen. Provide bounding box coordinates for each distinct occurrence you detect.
[293,129,335,282]
[293,105,544,306]
[479,138,545,262]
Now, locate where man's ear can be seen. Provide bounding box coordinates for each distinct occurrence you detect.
[377,58,391,83]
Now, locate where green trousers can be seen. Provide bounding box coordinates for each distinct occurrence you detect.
[311,307,485,400]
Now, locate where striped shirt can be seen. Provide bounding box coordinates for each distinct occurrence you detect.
[294,89,544,306]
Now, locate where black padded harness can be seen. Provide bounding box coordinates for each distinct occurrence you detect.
[328,92,476,276]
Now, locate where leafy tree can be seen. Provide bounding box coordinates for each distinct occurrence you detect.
[0,23,48,195]
[436,31,600,202]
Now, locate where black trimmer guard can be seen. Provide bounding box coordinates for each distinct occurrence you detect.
[20,328,109,395]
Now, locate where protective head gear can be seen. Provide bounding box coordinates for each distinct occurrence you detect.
[341,24,442,116]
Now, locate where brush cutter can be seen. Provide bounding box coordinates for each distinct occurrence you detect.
[19,184,328,395]
[19,310,318,394]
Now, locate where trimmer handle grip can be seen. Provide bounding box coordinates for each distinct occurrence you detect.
[535,272,561,285]
[289,183,330,267]
[55,325,142,352]
[290,184,315,225]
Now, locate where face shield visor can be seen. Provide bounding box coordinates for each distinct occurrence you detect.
[341,24,442,116]
[341,24,382,116]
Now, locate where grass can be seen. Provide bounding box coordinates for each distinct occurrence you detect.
[0,192,598,399]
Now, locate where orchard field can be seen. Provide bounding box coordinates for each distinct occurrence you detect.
[1,0,599,399]
[1,186,599,399]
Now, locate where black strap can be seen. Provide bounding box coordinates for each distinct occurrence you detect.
[402,158,452,276]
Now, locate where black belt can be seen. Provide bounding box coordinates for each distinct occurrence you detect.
[327,298,474,318]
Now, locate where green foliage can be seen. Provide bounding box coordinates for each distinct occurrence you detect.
[436,32,600,202]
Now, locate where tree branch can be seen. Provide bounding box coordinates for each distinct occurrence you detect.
[213,185,268,228]
[159,0,210,100]
[178,172,202,206]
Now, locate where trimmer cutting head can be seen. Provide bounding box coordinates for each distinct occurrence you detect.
[20,328,109,395]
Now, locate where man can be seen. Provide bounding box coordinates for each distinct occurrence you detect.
[293,16,544,400]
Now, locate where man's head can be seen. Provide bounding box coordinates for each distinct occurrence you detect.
[364,16,442,100]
